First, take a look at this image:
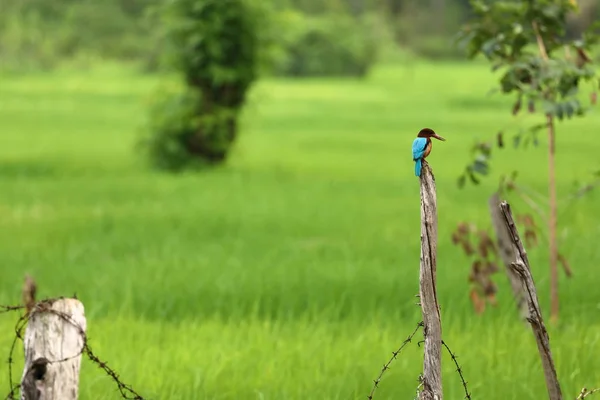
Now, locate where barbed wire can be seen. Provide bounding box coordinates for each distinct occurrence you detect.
[367,321,423,400]
[442,340,471,400]
[0,306,25,314]
[2,297,146,399]
[578,387,600,399]
[5,297,596,400]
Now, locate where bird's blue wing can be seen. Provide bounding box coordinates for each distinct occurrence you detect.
[412,137,428,160]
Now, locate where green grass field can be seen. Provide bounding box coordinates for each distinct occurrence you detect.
[0,61,599,399]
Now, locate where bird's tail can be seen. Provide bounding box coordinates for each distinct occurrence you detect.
[414,158,422,177]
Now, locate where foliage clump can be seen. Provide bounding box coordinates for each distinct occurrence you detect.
[271,11,379,77]
[452,222,500,314]
[0,0,158,71]
[141,0,263,171]
[457,0,599,183]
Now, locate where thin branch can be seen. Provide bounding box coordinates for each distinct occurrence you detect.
[514,182,550,207]
[577,388,600,399]
[558,178,600,211]
[367,321,423,400]
[511,184,549,224]
[500,201,563,400]
[532,11,560,323]
[532,20,550,61]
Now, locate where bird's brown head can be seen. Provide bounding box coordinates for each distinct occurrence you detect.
[417,128,446,141]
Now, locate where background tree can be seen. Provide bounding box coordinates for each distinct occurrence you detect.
[140,0,266,170]
[456,0,600,322]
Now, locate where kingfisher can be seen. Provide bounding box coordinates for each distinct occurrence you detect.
[412,128,446,177]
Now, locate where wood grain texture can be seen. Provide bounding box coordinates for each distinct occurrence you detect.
[418,160,443,400]
[488,193,528,319]
[500,201,563,400]
[20,298,86,400]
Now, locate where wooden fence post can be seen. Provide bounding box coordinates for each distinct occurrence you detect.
[500,201,563,400]
[488,193,528,319]
[20,298,87,400]
[418,160,443,400]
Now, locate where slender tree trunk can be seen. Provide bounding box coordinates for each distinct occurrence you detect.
[533,19,560,323]
[547,114,559,323]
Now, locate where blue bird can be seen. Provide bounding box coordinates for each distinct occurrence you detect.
[412,128,446,177]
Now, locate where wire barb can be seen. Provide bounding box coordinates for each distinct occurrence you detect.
[0,305,25,314]
[367,321,423,400]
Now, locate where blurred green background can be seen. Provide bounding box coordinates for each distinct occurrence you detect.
[0,0,599,399]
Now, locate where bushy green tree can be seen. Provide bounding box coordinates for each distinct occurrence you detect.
[141,0,265,171]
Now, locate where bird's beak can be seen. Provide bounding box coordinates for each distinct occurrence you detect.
[432,134,446,141]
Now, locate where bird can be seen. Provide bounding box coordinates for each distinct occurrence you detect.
[412,128,446,177]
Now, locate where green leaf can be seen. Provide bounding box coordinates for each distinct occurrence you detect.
[481,38,499,58]
[563,101,574,119]
[500,70,518,94]
[529,123,546,133]
[473,158,490,175]
[487,87,500,96]
[566,85,579,97]
[513,134,521,148]
[543,101,556,115]
[491,63,505,72]
[512,23,523,35]
[477,142,492,156]
[470,0,490,14]
[512,96,522,115]
[555,103,564,121]
[467,168,480,185]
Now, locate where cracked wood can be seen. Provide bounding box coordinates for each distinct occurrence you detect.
[418,160,443,400]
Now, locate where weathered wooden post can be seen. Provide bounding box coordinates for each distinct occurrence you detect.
[418,160,443,400]
[500,201,562,400]
[20,298,86,400]
[488,193,528,319]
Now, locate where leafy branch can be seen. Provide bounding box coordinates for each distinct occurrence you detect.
[456,0,600,321]
[457,0,600,186]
